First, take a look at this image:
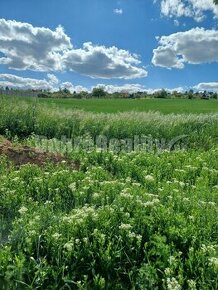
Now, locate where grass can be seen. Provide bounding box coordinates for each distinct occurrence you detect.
[15,96,218,114]
[0,96,218,149]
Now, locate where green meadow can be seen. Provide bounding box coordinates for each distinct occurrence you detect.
[37,98,218,114]
[3,95,218,115]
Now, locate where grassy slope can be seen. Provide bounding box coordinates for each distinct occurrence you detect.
[37,98,218,114]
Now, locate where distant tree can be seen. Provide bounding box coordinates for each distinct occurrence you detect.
[188,89,194,99]
[62,88,71,94]
[76,91,89,99]
[201,91,209,100]
[154,89,168,99]
[92,87,107,98]
[214,0,218,4]
[38,92,50,98]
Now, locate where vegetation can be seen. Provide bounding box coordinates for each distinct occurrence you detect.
[0,145,217,289]
[0,96,218,148]
[0,96,217,289]
[37,97,218,114]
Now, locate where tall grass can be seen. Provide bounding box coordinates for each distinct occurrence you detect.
[0,96,217,149]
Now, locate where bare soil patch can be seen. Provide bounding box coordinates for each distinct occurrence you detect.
[0,136,79,169]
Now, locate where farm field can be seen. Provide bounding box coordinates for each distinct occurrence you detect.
[21,96,218,114]
[0,96,218,289]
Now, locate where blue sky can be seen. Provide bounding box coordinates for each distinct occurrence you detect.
[0,0,218,93]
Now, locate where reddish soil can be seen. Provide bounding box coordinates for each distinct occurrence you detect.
[0,137,79,169]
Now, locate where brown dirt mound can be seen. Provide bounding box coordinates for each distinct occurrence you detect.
[0,137,79,169]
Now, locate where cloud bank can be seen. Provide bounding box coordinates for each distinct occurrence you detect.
[194,82,218,92]
[0,73,59,91]
[0,73,187,94]
[0,19,147,79]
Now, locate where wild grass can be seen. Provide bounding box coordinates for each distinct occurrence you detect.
[0,96,217,149]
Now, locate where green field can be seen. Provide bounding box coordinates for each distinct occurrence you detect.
[37,98,218,114]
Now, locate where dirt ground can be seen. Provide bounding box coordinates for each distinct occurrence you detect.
[0,136,79,169]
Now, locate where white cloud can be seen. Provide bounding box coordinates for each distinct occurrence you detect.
[114,8,123,15]
[94,84,185,94]
[174,19,180,26]
[194,82,218,92]
[94,84,146,93]
[61,82,88,93]
[152,27,218,69]
[145,87,184,94]
[0,19,72,71]
[160,0,218,22]
[63,42,147,79]
[0,73,59,90]
[0,73,89,93]
[47,74,59,85]
[0,19,147,79]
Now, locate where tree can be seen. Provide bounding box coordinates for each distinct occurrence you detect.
[62,88,71,94]
[154,89,168,99]
[188,89,194,99]
[214,0,218,4]
[92,87,107,98]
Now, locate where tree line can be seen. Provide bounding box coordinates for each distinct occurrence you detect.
[1,86,217,100]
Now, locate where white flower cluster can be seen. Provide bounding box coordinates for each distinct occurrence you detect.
[208,257,218,267]
[201,244,217,254]
[145,175,155,182]
[52,233,62,240]
[166,277,181,290]
[187,279,197,290]
[18,206,28,214]
[64,241,73,252]
[62,205,98,225]
[119,223,132,231]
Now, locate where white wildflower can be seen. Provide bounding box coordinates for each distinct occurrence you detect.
[183,197,190,202]
[179,182,185,187]
[208,201,216,206]
[64,242,73,252]
[166,277,181,290]
[188,215,194,221]
[69,182,76,191]
[175,169,186,173]
[18,206,28,214]
[145,175,155,182]
[75,239,80,245]
[52,233,62,240]
[201,244,216,254]
[119,223,132,231]
[164,267,172,276]
[187,279,197,290]
[83,238,88,244]
[208,257,218,267]
[128,232,136,239]
[168,256,176,265]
